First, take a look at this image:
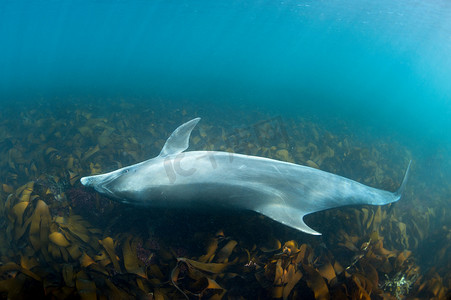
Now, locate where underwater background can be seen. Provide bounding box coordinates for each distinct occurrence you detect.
[0,0,450,299]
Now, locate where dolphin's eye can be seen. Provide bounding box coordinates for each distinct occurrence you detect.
[122,169,129,174]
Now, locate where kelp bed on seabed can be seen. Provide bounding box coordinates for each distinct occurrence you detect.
[0,99,449,299]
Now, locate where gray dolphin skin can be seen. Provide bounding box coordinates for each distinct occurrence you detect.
[80,118,411,235]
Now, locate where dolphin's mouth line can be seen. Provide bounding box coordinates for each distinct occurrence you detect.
[100,184,113,195]
[94,173,121,195]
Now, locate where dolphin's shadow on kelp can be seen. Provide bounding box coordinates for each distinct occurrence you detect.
[106,203,317,252]
[81,117,411,236]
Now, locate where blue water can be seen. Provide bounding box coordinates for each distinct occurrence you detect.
[2,0,451,139]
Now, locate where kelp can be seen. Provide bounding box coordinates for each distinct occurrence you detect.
[0,101,449,299]
[122,236,147,278]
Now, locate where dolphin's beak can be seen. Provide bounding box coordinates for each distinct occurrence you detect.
[81,174,110,188]
[80,176,91,187]
[80,174,106,191]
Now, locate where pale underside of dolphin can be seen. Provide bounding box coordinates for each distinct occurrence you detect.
[80,118,411,235]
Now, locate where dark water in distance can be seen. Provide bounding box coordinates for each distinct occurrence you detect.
[0,1,450,296]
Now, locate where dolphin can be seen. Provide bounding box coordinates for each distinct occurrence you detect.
[80,118,411,235]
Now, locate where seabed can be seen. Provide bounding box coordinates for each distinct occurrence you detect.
[0,98,449,299]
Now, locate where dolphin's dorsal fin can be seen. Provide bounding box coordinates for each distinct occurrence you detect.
[256,204,321,235]
[159,118,201,157]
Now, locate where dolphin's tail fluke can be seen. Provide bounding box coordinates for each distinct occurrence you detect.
[394,160,411,199]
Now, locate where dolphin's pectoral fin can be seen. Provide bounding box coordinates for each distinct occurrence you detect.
[159,118,201,157]
[255,204,321,235]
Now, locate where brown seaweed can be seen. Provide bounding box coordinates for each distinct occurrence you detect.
[0,102,449,299]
